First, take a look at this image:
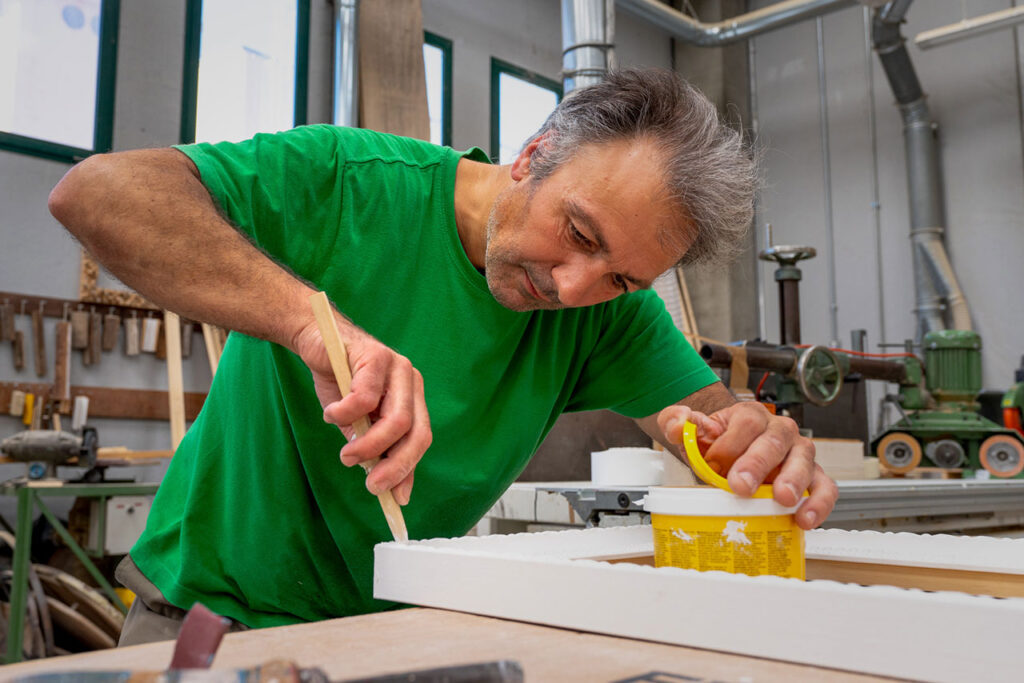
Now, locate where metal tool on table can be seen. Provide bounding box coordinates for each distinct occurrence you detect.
[1,427,99,480]
[309,291,408,543]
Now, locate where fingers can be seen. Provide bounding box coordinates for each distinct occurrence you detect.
[717,411,800,496]
[363,370,432,503]
[658,405,722,447]
[795,465,838,529]
[311,328,431,505]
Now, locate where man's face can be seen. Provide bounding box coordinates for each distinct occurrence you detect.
[484,137,689,312]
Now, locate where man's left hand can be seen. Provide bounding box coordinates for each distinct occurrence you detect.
[657,402,838,530]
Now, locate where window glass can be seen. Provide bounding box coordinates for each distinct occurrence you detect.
[423,42,444,146]
[491,60,561,165]
[0,0,104,151]
[194,0,297,144]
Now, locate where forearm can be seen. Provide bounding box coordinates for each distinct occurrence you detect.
[49,148,314,351]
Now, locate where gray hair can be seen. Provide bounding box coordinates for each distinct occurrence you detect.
[526,68,757,266]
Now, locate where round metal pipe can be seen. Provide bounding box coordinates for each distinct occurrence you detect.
[562,0,612,94]
[700,342,908,383]
[615,0,856,47]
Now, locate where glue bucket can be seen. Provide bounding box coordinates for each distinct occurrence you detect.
[644,487,805,580]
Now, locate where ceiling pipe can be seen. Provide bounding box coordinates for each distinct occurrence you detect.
[614,0,857,47]
[915,5,1024,50]
[872,1,971,336]
[332,0,359,127]
[562,0,615,94]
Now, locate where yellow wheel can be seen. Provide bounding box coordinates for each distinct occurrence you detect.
[979,435,1024,478]
[876,432,922,474]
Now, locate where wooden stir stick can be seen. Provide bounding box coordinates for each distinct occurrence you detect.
[309,291,409,543]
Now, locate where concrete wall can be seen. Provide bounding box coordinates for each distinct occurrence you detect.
[749,0,1024,431]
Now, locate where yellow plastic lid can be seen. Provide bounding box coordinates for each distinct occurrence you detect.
[681,420,807,500]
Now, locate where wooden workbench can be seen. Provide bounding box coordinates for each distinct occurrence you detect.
[0,608,892,682]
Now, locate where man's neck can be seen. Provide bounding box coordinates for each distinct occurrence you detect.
[454,159,510,269]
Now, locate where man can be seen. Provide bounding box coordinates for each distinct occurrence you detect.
[49,69,837,643]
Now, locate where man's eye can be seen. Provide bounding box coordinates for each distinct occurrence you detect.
[569,223,592,247]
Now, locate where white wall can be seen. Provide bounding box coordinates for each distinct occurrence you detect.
[421,0,674,152]
[751,0,1024,404]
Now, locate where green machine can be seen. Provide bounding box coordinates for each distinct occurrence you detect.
[869,330,1023,477]
[700,330,1024,478]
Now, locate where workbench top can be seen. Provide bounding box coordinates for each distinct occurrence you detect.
[0,607,892,682]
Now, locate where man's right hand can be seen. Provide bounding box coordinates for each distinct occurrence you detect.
[291,314,432,506]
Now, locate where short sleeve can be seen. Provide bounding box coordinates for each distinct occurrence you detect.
[173,125,349,284]
[566,290,719,418]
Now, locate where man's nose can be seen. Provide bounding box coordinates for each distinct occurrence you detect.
[552,256,606,307]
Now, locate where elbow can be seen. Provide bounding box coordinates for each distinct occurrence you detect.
[49,156,91,230]
[48,154,110,240]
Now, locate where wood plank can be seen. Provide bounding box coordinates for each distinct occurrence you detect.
[358,0,430,139]
[807,559,1024,598]
[163,311,186,450]
[0,382,205,421]
[0,608,883,682]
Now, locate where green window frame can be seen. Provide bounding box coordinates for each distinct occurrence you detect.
[423,31,452,147]
[489,57,562,163]
[0,0,120,163]
[180,0,310,145]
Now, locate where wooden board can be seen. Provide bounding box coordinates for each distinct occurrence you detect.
[374,526,1024,683]
[0,608,887,682]
[163,311,186,450]
[0,382,205,421]
[358,0,430,139]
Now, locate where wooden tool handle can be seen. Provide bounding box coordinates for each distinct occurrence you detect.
[309,291,409,543]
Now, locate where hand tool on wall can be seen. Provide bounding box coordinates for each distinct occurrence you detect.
[140,315,161,354]
[85,308,102,366]
[124,312,140,356]
[181,320,194,358]
[22,393,34,427]
[54,319,72,409]
[309,291,408,543]
[0,299,14,341]
[32,303,46,377]
[101,308,120,351]
[70,307,89,349]
[9,390,25,417]
[12,324,25,372]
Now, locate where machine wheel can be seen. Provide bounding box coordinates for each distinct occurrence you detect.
[925,439,966,469]
[979,435,1024,478]
[876,432,922,474]
[795,345,843,407]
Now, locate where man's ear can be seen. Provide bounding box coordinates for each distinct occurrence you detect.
[510,133,549,181]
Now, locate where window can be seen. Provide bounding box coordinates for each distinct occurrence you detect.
[0,0,119,162]
[490,58,561,164]
[423,31,451,147]
[181,0,309,145]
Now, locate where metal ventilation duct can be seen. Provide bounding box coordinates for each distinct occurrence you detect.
[614,0,856,47]
[562,0,615,94]
[333,0,359,127]
[873,0,971,335]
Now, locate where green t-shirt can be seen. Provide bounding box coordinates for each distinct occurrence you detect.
[131,125,718,628]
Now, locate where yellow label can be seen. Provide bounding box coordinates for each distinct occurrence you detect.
[651,512,805,580]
